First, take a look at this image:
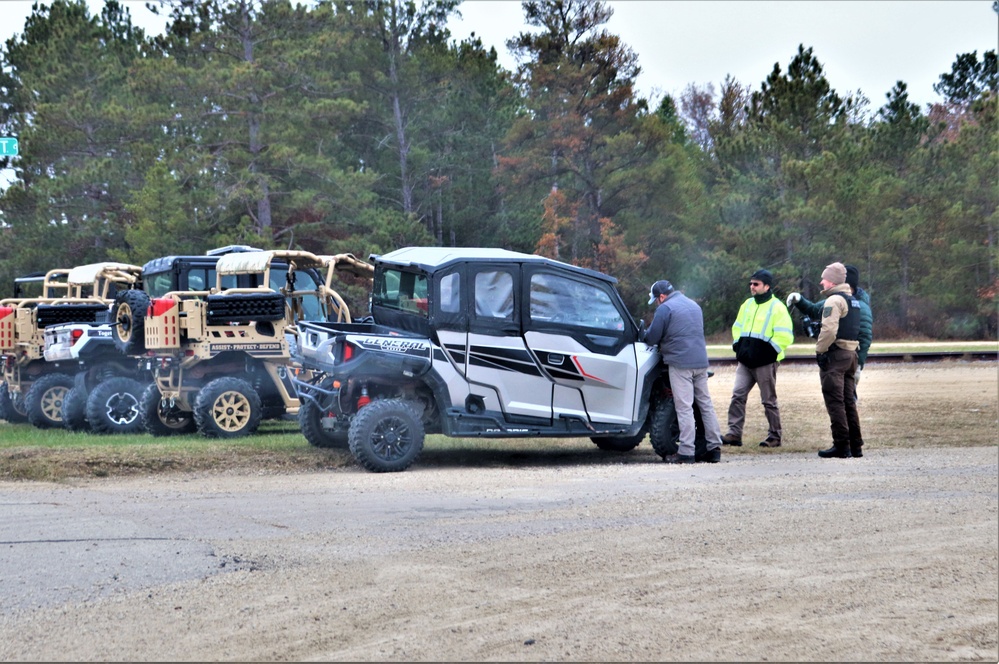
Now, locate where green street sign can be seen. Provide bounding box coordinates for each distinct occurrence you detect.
[0,138,19,156]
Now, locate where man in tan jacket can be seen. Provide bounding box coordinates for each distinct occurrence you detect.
[814,262,864,459]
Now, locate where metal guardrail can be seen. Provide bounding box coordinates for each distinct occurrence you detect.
[857,350,998,364]
[709,350,999,365]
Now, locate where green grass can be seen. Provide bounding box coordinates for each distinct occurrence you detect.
[0,420,645,481]
[0,419,354,482]
[1,360,995,481]
[0,419,304,450]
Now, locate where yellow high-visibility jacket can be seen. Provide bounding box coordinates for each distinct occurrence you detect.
[731,294,794,367]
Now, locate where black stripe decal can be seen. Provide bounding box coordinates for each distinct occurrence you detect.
[539,354,583,381]
[468,352,543,376]
[545,366,583,381]
[443,343,466,364]
[469,345,534,363]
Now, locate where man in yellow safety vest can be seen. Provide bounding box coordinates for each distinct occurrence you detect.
[722,269,795,448]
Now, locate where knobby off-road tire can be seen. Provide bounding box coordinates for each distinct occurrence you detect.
[649,397,681,458]
[139,383,196,436]
[299,398,349,449]
[61,385,90,432]
[86,377,145,434]
[649,397,708,460]
[348,399,425,473]
[194,376,263,438]
[0,381,28,423]
[25,373,74,429]
[112,290,150,355]
[590,420,648,452]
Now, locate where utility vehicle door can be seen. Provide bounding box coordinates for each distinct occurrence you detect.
[521,267,645,426]
[459,263,554,421]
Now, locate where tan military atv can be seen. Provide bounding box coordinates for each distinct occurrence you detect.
[0,268,73,423]
[0,263,143,427]
[129,250,373,438]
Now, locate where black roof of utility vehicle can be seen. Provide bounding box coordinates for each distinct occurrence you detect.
[141,245,263,275]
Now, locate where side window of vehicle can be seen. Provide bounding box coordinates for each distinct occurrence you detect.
[400,272,429,316]
[295,272,322,320]
[145,273,172,298]
[474,270,514,320]
[269,267,295,292]
[529,272,624,331]
[373,269,430,318]
[439,271,461,314]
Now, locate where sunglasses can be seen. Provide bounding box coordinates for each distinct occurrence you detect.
[749,281,764,286]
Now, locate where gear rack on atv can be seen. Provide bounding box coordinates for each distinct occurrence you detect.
[130,249,373,439]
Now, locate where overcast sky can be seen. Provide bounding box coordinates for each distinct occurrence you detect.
[0,0,996,110]
[452,0,997,110]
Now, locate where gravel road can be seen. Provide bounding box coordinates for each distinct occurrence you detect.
[0,446,995,661]
[0,363,996,661]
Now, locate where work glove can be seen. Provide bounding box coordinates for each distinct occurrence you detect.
[786,292,801,308]
[816,352,829,370]
[855,366,862,385]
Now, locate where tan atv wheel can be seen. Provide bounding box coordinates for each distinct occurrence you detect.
[194,377,263,438]
[112,290,150,355]
[24,373,74,429]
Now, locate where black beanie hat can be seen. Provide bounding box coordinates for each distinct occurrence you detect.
[750,269,773,287]
[845,264,860,291]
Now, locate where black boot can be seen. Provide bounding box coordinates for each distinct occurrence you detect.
[818,445,851,459]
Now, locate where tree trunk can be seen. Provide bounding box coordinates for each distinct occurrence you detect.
[899,248,910,331]
[240,1,271,237]
[387,3,413,218]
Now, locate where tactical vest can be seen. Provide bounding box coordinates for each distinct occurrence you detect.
[831,292,860,341]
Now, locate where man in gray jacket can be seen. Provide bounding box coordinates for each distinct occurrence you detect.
[644,280,724,464]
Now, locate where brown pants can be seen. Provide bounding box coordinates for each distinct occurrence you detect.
[820,346,863,453]
[726,362,781,443]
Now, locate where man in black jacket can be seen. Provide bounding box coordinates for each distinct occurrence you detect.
[722,269,794,448]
